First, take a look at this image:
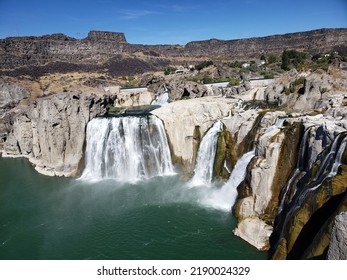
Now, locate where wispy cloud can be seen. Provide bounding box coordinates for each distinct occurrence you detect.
[118,9,160,20]
[155,4,201,13]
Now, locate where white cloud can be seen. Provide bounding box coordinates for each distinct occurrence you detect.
[118,9,160,20]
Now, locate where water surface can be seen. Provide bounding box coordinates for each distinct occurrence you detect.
[0,157,266,260]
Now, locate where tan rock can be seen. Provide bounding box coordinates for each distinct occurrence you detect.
[152,96,235,173]
[233,217,273,250]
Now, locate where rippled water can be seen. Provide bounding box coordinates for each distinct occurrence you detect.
[0,157,266,260]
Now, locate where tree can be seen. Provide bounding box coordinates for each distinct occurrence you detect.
[281,50,307,70]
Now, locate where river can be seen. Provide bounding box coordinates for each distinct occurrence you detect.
[0,157,266,260]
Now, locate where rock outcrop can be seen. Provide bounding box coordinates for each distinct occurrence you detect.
[327,211,347,260]
[0,79,29,109]
[165,79,209,101]
[264,68,347,112]
[2,92,115,176]
[152,96,236,174]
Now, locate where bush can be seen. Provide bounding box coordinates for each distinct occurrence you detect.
[264,73,274,79]
[281,50,307,70]
[163,66,177,75]
[228,77,240,86]
[268,54,279,64]
[195,61,213,71]
[228,61,243,68]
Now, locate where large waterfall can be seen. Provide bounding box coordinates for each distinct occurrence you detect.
[80,116,174,182]
[189,121,223,187]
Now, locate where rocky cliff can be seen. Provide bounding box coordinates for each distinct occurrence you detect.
[2,92,115,176]
[1,28,346,76]
[154,68,347,257]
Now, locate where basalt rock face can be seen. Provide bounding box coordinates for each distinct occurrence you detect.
[1,29,347,76]
[0,31,169,77]
[0,31,127,69]
[2,92,115,176]
[184,28,347,59]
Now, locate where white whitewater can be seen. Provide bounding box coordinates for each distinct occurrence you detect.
[188,121,223,187]
[152,87,169,106]
[80,116,174,182]
[199,151,255,211]
[154,91,169,106]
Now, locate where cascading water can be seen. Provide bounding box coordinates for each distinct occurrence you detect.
[188,121,223,187]
[273,132,347,252]
[80,115,174,182]
[152,85,169,106]
[278,127,311,213]
[200,151,255,211]
[151,91,169,106]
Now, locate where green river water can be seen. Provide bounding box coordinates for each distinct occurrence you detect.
[0,157,266,260]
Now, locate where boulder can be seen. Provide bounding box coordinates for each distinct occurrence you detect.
[233,217,273,250]
[165,79,209,101]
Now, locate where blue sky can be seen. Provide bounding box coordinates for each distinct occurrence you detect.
[0,0,346,44]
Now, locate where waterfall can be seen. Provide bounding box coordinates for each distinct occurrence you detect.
[275,117,285,129]
[152,91,169,106]
[80,115,174,182]
[273,133,347,252]
[278,127,310,213]
[188,121,223,187]
[200,151,255,211]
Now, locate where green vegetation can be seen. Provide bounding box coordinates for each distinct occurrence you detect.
[228,61,244,68]
[281,50,307,70]
[121,76,141,88]
[268,54,280,65]
[310,55,330,71]
[195,60,214,71]
[228,77,240,86]
[282,76,306,95]
[163,66,177,75]
[263,72,275,79]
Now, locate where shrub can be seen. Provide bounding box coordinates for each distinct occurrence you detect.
[264,73,274,79]
[281,50,307,70]
[228,61,243,68]
[163,66,177,75]
[228,77,240,86]
[268,54,279,64]
[195,61,213,71]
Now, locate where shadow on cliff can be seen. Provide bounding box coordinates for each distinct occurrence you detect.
[287,191,346,259]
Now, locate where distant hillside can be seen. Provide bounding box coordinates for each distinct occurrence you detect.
[1,28,346,77]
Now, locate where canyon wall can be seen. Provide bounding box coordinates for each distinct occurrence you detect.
[1,28,347,76]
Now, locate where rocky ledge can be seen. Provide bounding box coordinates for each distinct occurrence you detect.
[2,92,115,176]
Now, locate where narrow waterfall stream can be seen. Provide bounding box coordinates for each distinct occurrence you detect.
[80,115,174,182]
[199,151,255,211]
[188,121,223,187]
